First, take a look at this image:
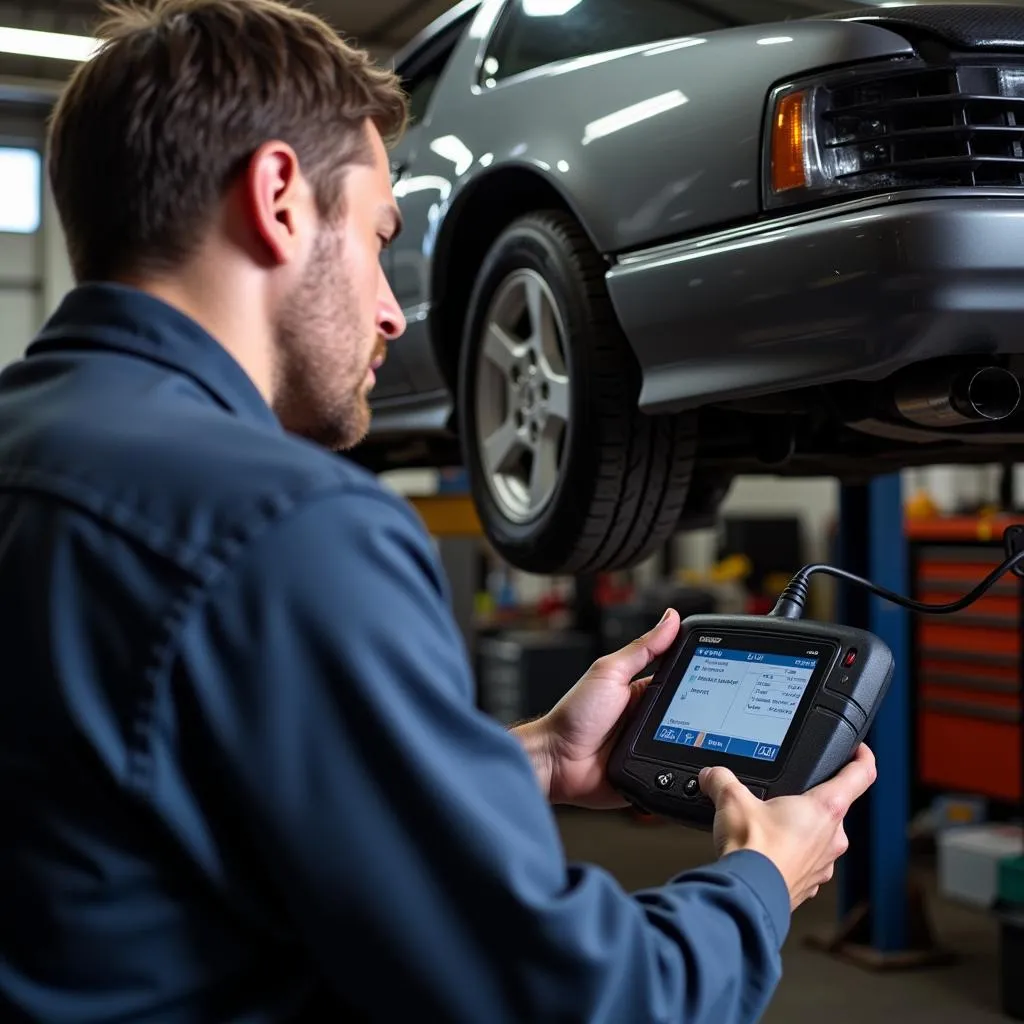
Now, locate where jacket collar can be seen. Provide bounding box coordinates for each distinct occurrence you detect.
[29,282,281,431]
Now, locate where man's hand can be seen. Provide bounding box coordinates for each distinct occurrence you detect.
[700,744,877,910]
[513,609,681,808]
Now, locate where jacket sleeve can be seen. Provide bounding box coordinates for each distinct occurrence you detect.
[162,483,791,1024]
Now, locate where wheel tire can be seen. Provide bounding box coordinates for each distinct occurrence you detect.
[457,210,696,576]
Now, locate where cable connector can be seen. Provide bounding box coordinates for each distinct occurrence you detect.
[769,573,811,619]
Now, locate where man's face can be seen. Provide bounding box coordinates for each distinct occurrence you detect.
[272,123,405,450]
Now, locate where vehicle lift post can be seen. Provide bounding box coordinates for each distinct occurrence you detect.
[806,474,952,968]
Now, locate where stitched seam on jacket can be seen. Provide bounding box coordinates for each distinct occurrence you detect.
[0,468,215,575]
[129,482,396,794]
[0,466,360,792]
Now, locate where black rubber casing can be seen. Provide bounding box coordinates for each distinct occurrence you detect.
[607,614,894,829]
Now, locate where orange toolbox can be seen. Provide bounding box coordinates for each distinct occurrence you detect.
[909,516,1024,804]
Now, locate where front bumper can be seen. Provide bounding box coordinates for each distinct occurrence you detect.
[606,191,1024,415]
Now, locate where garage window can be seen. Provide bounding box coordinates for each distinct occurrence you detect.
[0,147,41,234]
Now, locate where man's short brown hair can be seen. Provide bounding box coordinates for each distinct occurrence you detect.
[47,0,409,283]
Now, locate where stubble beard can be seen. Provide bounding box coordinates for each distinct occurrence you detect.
[271,229,375,452]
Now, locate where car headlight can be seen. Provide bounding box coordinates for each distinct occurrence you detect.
[764,60,1024,210]
[765,78,895,209]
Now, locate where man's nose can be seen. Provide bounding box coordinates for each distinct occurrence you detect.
[379,274,406,341]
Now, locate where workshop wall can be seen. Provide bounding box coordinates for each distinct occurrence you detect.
[0,111,44,361]
[0,226,40,362]
[678,477,838,569]
[0,106,73,361]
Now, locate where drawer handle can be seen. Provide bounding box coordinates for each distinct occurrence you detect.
[922,672,1021,694]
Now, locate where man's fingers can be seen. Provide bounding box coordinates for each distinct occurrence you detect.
[629,675,653,698]
[811,744,877,819]
[602,608,680,681]
[624,676,653,714]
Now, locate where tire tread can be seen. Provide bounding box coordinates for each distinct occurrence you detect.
[524,211,696,575]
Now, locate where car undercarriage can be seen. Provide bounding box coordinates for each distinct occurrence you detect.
[361,0,1024,573]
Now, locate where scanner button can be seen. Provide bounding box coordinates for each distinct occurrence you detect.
[844,649,858,668]
[655,771,675,789]
[684,776,700,797]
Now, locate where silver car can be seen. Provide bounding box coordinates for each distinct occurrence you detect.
[354,0,1024,574]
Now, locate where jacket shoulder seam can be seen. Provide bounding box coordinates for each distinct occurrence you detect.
[128,481,403,792]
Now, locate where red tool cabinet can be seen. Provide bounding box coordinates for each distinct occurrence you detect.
[909,517,1024,805]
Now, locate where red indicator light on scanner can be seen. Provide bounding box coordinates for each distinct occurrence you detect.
[843,649,858,668]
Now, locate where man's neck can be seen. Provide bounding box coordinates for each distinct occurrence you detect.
[120,267,276,405]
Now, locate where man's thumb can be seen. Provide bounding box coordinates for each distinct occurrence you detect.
[699,766,746,807]
[608,608,681,681]
[635,607,680,657]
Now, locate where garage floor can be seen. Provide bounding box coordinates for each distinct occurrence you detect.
[555,808,1007,1023]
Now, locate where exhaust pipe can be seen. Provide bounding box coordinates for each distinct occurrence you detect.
[895,366,1022,429]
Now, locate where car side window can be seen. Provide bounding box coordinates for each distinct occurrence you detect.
[405,69,444,125]
[482,0,726,84]
[398,11,473,126]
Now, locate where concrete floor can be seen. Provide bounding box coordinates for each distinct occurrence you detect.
[556,808,1010,1023]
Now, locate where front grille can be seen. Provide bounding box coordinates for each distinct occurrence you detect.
[821,62,1024,189]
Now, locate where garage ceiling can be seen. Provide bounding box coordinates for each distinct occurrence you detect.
[0,0,460,86]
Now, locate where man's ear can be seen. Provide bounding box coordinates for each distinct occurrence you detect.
[243,140,310,266]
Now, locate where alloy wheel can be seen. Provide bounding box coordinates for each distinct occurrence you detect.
[474,269,571,525]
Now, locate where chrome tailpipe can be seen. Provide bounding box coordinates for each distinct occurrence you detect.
[895,365,1022,429]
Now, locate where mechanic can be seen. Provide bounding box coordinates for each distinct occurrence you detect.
[0,1,877,1022]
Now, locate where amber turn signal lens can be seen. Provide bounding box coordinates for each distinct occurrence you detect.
[771,90,809,193]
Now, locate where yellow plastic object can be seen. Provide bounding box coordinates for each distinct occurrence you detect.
[678,553,752,585]
[408,494,483,536]
[763,572,792,598]
[905,489,939,520]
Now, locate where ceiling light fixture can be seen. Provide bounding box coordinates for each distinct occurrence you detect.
[0,26,100,63]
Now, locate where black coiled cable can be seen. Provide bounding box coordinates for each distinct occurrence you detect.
[770,527,1024,620]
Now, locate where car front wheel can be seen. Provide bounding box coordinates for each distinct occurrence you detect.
[457,211,697,576]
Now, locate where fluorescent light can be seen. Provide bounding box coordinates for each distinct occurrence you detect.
[757,36,794,45]
[583,90,689,145]
[0,26,100,62]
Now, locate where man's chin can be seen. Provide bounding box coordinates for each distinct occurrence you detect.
[283,406,371,453]
[334,408,372,453]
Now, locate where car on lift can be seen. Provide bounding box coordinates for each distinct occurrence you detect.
[355,0,1024,575]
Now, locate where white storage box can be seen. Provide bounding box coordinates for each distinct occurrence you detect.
[937,824,1023,909]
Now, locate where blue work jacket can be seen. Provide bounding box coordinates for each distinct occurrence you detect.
[0,283,790,1023]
